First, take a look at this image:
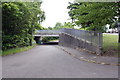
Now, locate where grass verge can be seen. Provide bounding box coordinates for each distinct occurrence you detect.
[49,39,59,42]
[103,34,119,57]
[2,44,37,56]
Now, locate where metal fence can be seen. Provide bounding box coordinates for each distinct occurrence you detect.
[59,28,103,54]
[61,28,102,47]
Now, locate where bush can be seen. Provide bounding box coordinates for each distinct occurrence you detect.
[42,37,59,42]
[2,35,30,50]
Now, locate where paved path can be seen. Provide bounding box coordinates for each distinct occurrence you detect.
[2,45,118,78]
[57,46,119,65]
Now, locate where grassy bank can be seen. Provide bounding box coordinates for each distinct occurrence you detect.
[103,34,119,57]
[49,39,59,42]
[2,44,37,56]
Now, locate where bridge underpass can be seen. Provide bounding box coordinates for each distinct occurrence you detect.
[33,30,60,45]
[33,28,103,55]
[33,34,59,45]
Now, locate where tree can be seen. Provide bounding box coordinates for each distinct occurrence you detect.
[54,22,63,30]
[63,22,74,29]
[25,2,45,46]
[67,2,119,32]
[117,22,120,43]
[53,22,74,30]
[2,2,45,50]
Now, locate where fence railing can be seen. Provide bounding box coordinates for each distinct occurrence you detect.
[61,28,102,47]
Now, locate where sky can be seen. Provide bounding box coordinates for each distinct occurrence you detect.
[41,0,74,28]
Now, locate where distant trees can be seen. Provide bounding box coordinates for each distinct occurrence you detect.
[54,22,63,30]
[67,2,119,32]
[2,2,45,50]
[53,22,74,30]
[42,22,75,42]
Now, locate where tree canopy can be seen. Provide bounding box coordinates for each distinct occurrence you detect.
[53,22,74,30]
[67,1,119,32]
[2,2,45,50]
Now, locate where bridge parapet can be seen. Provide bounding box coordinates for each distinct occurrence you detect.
[35,30,61,35]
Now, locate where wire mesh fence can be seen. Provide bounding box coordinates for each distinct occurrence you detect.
[60,28,103,54]
[61,28,102,47]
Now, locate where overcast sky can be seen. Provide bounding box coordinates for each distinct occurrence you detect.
[41,0,74,28]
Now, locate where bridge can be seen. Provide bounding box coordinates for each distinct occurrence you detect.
[34,30,61,37]
[33,30,61,44]
[33,28,103,55]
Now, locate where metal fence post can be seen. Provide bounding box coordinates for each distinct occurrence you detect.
[91,32,92,46]
[98,32,103,55]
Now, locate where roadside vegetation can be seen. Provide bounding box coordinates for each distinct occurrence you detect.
[2,2,45,54]
[2,44,36,56]
[103,34,119,57]
[42,37,59,43]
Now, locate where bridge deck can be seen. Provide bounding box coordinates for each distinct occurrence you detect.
[33,35,59,37]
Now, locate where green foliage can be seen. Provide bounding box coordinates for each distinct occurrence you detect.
[53,22,74,30]
[2,2,45,50]
[44,22,74,42]
[42,37,59,42]
[2,35,30,50]
[63,22,74,29]
[34,23,45,30]
[103,34,118,56]
[68,2,119,31]
[110,21,118,28]
[2,44,36,56]
[54,22,63,30]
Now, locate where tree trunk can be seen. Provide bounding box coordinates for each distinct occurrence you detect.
[118,30,120,43]
[30,39,32,46]
[118,22,120,43]
[93,28,98,36]
[30,33,32,46]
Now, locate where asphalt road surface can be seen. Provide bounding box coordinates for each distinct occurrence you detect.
[2,45,118,78]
